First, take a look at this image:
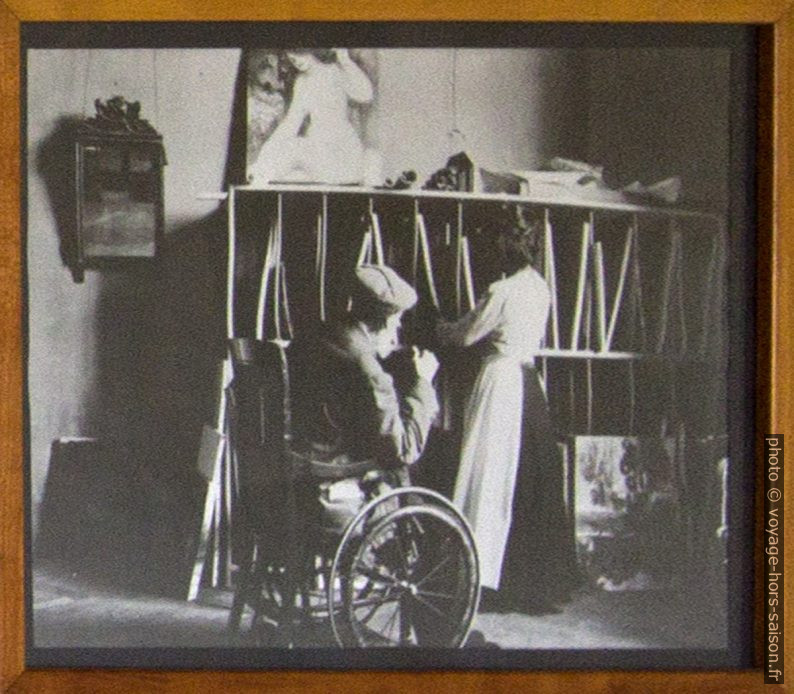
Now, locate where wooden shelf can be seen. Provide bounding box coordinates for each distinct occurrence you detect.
[537,349,711,362]
[200,184,723,223]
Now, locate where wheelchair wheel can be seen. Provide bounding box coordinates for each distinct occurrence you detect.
[331,503,479,647]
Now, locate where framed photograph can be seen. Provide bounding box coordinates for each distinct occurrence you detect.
[2,2,790,692]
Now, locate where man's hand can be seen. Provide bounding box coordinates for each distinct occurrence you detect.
[413,346,439,382]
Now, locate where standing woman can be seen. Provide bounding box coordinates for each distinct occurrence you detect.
[437,205,578,612]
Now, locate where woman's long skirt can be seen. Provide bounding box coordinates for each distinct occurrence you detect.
[453,356,578,599]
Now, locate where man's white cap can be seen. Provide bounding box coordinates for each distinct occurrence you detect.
[354,264,417,313]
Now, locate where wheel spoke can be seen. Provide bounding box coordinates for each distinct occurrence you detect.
[408,513,426,536]
[406,515,428,558]
[414,554,452,588]
[393,525,412,578]
[383,600,400,643]
[399,596,414,645]
[355,589,397,627]
[414,534,454,584]
[354,585,397,612]
[342,505,477,648]
[413,593,459,625]
[415,588,459,601]
[354,609,399,647]
[354,561,399,586]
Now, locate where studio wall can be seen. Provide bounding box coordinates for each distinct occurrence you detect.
[26,47,586,541]
[26,46,729,557]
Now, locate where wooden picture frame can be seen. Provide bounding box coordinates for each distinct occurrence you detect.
[74,119,165,275]
[1,2,790,691]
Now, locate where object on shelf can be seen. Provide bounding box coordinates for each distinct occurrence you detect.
[423,151,475,192]
[512,163,618,205]
[510,157,684,208]
[622,176,682,205]
[379,170,417,190]
[547,157,605,179]
[478,168,529,195]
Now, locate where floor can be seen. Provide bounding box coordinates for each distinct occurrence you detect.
[31,430,731,663]
[31,561,727,653]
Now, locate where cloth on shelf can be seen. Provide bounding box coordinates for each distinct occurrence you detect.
[491,156,683,207]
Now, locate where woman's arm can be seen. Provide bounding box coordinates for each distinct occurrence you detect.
[334,48,374,104]
[437,285,505,348]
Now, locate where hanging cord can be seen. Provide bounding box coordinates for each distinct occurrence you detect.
[81,49,93,117]
[151,48,161,126]
[451,48,457,135]
[448,48,465,150]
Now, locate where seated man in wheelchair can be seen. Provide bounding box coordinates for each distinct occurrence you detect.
[228,266,480,646]
[288,263,440,535]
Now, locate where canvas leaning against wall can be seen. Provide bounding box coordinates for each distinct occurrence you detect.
[23,27,752,672]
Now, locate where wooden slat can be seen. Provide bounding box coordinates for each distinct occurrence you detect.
[0,1,22,688]
[187,426,224,601]
[672,231,688,354]
[629,223,647,351]
[226,186,235,339]
[3,669,770,694]
[273,202,283,341]
[544,209,561,349]
[4,0,791,22]
[455,201,464,316]
[255,222,276,342]
[320,194,328,321]
[605,222,633,351]
[655,225,677,353]
[570,220,591,350]
[593,241,607,352]
[764,7,794,675]
[460,236,475,311]
[416,212,440,310]
[369,202,385,266]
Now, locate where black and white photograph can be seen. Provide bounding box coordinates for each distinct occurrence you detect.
[24,23,755,670]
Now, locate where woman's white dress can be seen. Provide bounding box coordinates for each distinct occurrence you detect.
[447,266,550,589]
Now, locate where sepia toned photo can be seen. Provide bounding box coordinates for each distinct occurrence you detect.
[23,24,755,671]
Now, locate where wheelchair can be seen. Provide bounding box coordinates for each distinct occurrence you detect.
[225,337,481,648]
